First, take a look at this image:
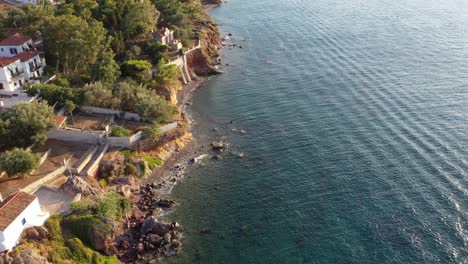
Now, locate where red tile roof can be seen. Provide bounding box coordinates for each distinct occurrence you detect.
[50,115,67,128]
[0,57,19,67]
[13,51,41,62]
[0,192,36,231]
[0,33,32,46]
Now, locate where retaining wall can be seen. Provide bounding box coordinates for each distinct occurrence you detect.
[80,144,109,177]
[160,122,178,133]
[72,145,98,174]
[107,131,143,148]
[80,106,149,122]
[47,129,102,144]
[21,166,67,194]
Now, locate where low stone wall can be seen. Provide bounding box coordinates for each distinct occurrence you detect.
[80,106,150,122]
[160,122,178,133]
[47,128,102,145]
[107,131,143,148]
[80,144,109,177]
[72,145,98,175]
[21,166,67,194]
[38,149,51,166]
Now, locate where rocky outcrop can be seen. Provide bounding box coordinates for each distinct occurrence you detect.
[24,226,49,241]
[11,249,51,264]
[60,176,100,197]
[157,83,183,106]
[153,133,193,161]
[187,10,222,75]
[115,184,186,262]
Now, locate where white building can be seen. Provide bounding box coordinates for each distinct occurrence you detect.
[0,51,45,91]
[0,33,34,58]
[0,192,49,252]
[153,28,174,46]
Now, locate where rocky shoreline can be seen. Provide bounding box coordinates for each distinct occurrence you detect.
[112,71,221,263]
[88,2,229,262]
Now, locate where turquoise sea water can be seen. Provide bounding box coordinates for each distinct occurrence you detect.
[168,0,468,263]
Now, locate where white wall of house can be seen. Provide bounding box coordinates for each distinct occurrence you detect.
[22,55,44,80]
[0,42,33,58]
[0,198,49,252]
[0,60,26,91]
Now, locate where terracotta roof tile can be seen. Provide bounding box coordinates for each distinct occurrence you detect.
[0,33,32,46]
[0,192,36,231]
[13,51,41,62]
[0,57,19,67]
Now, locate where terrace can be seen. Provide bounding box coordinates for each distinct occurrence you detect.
[0,139,92,197]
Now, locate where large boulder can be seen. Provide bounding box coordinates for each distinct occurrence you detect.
[140,217,171,236]
[12,249,51,264]
[60,176,100,197]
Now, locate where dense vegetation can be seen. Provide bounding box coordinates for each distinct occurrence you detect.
[0,0,215,143]
[0,148,39,177]
[0,0,209,87]
[0,101,53,148]
[15,214,119,263]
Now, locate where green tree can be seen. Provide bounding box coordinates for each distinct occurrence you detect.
[142,122,160,141]
[67,0,98,20]
[121,0,158,38]
[113,80,174,121]
[121,60,152,84]
[133,92,174,122]
[65,99,76,122]
[153,59,180,87]
[110,125,131,137]
[43,15,108,75]
[0,148,39,178]
[145,42,169,64]
[24,83,82,105]
[83,82,120,109]
[91,49,120,84]
[0,101,53,148]
[5,3,54,35]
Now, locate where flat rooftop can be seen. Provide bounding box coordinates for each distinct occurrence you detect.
[0,91,36,109]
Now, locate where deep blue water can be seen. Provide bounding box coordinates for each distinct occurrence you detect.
[167,0,468,263]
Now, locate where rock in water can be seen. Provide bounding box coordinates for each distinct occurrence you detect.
[211,141,230,151]
[157,199,175,208]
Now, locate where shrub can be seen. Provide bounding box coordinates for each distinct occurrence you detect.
[98,179,107,188]
[121,60,152,84]
[44,215,64,242]
[93,192,130,221]
[65,214,111,247]
[66,238,91,263]
[24,83,83,105]
[141,153,162,170]
[110,125,131,137]
[70,198,93,214]
[124,163,138,175]
[0,148,40,178]
[142,123,160,141]
[0,101,53,148]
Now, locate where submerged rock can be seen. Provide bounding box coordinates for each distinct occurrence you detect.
[211,141,230,151]
[157,199,175,208]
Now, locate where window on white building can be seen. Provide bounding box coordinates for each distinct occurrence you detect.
[21,218,26,225]
[10,48,17,55]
